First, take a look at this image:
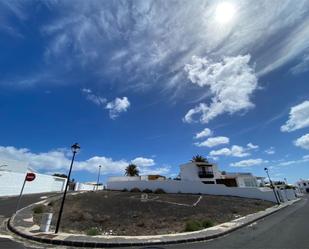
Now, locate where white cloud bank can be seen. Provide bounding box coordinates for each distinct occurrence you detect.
[195,128,212,139]
[281,100,309,132]
[209,145,250,158]
[131,157,155,167]
[184,55,258,123]
[195,136,229,148]
[105,97,130,119]
[231,158,267,167]
[0,145,168,175]
[294,134,309,150]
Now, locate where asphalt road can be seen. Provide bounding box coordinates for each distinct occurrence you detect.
[0,192,59,249]
[1,194,308,249]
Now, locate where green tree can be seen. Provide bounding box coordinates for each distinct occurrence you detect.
[125,164,139,176]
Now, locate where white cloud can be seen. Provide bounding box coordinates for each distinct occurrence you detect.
[81,88,107,106]
[209,145,250,158]
[0,145,170,176]
[131,157,155,167]
[294,134,309,150]
[265,147,275,155]
[105,97,130,119]
[230,158,267,167]
[0,145,127,174]
[139,165,171,176]
[281,100,309,132]
[1,1,308,95]
[183,55,258,123]
[247,143,259,150]
[195,128,212,139]
[291,54,309,74]
[278,155,309,166]
[195,136,229,148]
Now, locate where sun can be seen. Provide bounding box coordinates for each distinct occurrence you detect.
[215,2,236,24]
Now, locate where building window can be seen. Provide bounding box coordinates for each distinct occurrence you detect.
[198,166,214,178]
[304,183,307,186]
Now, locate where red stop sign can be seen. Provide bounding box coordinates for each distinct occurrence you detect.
[25,172,36,182]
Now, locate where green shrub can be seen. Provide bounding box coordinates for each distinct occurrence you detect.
[143,188,153,193]
[130,187,141,193]
[121,188,128,192]
[47,201,54,207]
[86,227,100,236]
[32,204,45,214]
[154,188,166,194]
[185,219,214,232]
[202,219,214,228]
[185,220,203,232]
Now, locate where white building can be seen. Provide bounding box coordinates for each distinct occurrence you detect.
[179,162,260,187]
[296,179,309,193]
[0,160,67,197]
[107,161,297,203]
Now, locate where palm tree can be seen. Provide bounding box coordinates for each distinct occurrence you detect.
[125,164,139,176]
[191,154,208,163]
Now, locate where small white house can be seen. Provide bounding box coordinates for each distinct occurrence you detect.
[296,179,309,193]
[179,161,260,187]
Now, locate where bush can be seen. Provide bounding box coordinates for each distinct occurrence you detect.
[143,188,153,193]
[185,219,214,232]
[47,201,54,207]
[130,187,141,193]
[154,188,166,194]
[185,220,203,232]
[32,204,45,214]
[121,188,128,192]
[202,219,214,228]
[86,227,100,236]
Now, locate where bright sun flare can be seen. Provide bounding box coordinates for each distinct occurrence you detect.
[215,2,236,24]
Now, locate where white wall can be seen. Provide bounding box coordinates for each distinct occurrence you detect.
[107,179,297,203]
[74,182,104,191]
[108,176,141,182]
[0,171,67,197]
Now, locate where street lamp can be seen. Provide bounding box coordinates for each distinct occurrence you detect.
[96,165,102,191]
[55,143,80,234]
[264,167,280,205]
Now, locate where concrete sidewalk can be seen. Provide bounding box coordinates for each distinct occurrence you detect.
[8,198,300,248]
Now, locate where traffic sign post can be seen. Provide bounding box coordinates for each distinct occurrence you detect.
[15,172,36,213]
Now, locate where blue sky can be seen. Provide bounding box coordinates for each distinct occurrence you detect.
[0,0,309,184]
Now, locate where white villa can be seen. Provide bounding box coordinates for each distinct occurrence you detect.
[107,160,296,203]
[179,161,262,187]
[296,179,309,193]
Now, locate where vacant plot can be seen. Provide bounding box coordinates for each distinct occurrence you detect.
[33,191,273,236]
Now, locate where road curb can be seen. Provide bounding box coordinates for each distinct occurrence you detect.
[8,198,301,247]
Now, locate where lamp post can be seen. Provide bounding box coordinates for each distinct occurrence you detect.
[96,165,102,191]
[264,167,280,205]
[284,177,288,185]
[55,143,80,234]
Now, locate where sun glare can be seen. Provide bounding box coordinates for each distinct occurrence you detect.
[215,2,236,24]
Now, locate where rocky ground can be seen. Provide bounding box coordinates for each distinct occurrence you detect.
[33,190,273,236]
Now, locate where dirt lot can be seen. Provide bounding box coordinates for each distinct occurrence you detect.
[33,190,273,236]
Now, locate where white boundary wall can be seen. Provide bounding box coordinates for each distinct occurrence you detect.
[0,171,67,197]
[74,182,104,191]
[107,179,297,203]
